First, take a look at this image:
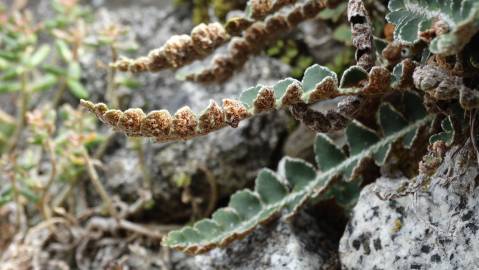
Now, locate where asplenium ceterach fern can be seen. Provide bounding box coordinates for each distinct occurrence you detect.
[163,92,433,254]
[79,0,478,255]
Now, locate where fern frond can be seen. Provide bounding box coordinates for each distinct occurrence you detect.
[348,0,375,70]
[112,0,302,73]
[225,0,301,34]
[183,0,326,83]
[413,64,479,109]
[112,23,230,73]
[289,96,363,133]
[391,58,416,90]
[81,64,391,142]
[246,0,297,20]
[289,0,377,134]
[386,0,479,55]
[162,92,433,254]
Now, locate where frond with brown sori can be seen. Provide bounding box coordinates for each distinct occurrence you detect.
[81,63,391,142]
[112,0,303,73]
[183,0,326,83]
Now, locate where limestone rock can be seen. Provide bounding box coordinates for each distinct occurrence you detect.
[340,142,479,269]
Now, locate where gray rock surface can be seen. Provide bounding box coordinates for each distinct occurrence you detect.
[298,19,345,65]
[195,211,339,270]
[340,142,479,269]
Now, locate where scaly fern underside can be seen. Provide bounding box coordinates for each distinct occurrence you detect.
[81,63,392,142]
[183,0,327,83]
[112,0,309,73]
[413,64,479,109]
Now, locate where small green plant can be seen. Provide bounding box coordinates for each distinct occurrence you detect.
[0,0,138,226]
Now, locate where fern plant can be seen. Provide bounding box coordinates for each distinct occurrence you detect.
[163,92,432,254]
[80,0,479,255]
[386,0,479,55]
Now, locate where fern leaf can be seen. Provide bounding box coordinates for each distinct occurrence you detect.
[429,116,455,146]
[386,0,479,55]
[112,23,230,73]
[227,0,303,34]
[348,0,375,70]
[185,0,326,83]
[244,0,298,20]
[113,0,302,73]
[413,64,479,109]
[81,64,391,142]
[391,59,416,90]
[162,92,433,254]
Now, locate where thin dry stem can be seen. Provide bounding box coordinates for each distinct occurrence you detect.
[81,147,118,218]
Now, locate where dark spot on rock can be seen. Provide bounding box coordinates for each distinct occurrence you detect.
[466,222,478,234]
[395,206,405,216]
[450,253,454,260]
[373,238,382,251]
[347,222,354,234]
[371,206,379,217]
[362,235,371,255]
[391,234,398,241]
[458,197,467,210]
[431,254,441,263]
[421,245,430,254]
[462,210,473,221]
[410,264,422,269]
[352,239,361,250]
[438,238,452,246]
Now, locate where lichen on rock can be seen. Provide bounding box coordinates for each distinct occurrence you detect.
[340,141,479,269]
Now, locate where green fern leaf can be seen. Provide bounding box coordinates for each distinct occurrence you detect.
[162,92,433,254]
[339,66,368,89]
[429,116,455,146]
[386,0,479,55]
